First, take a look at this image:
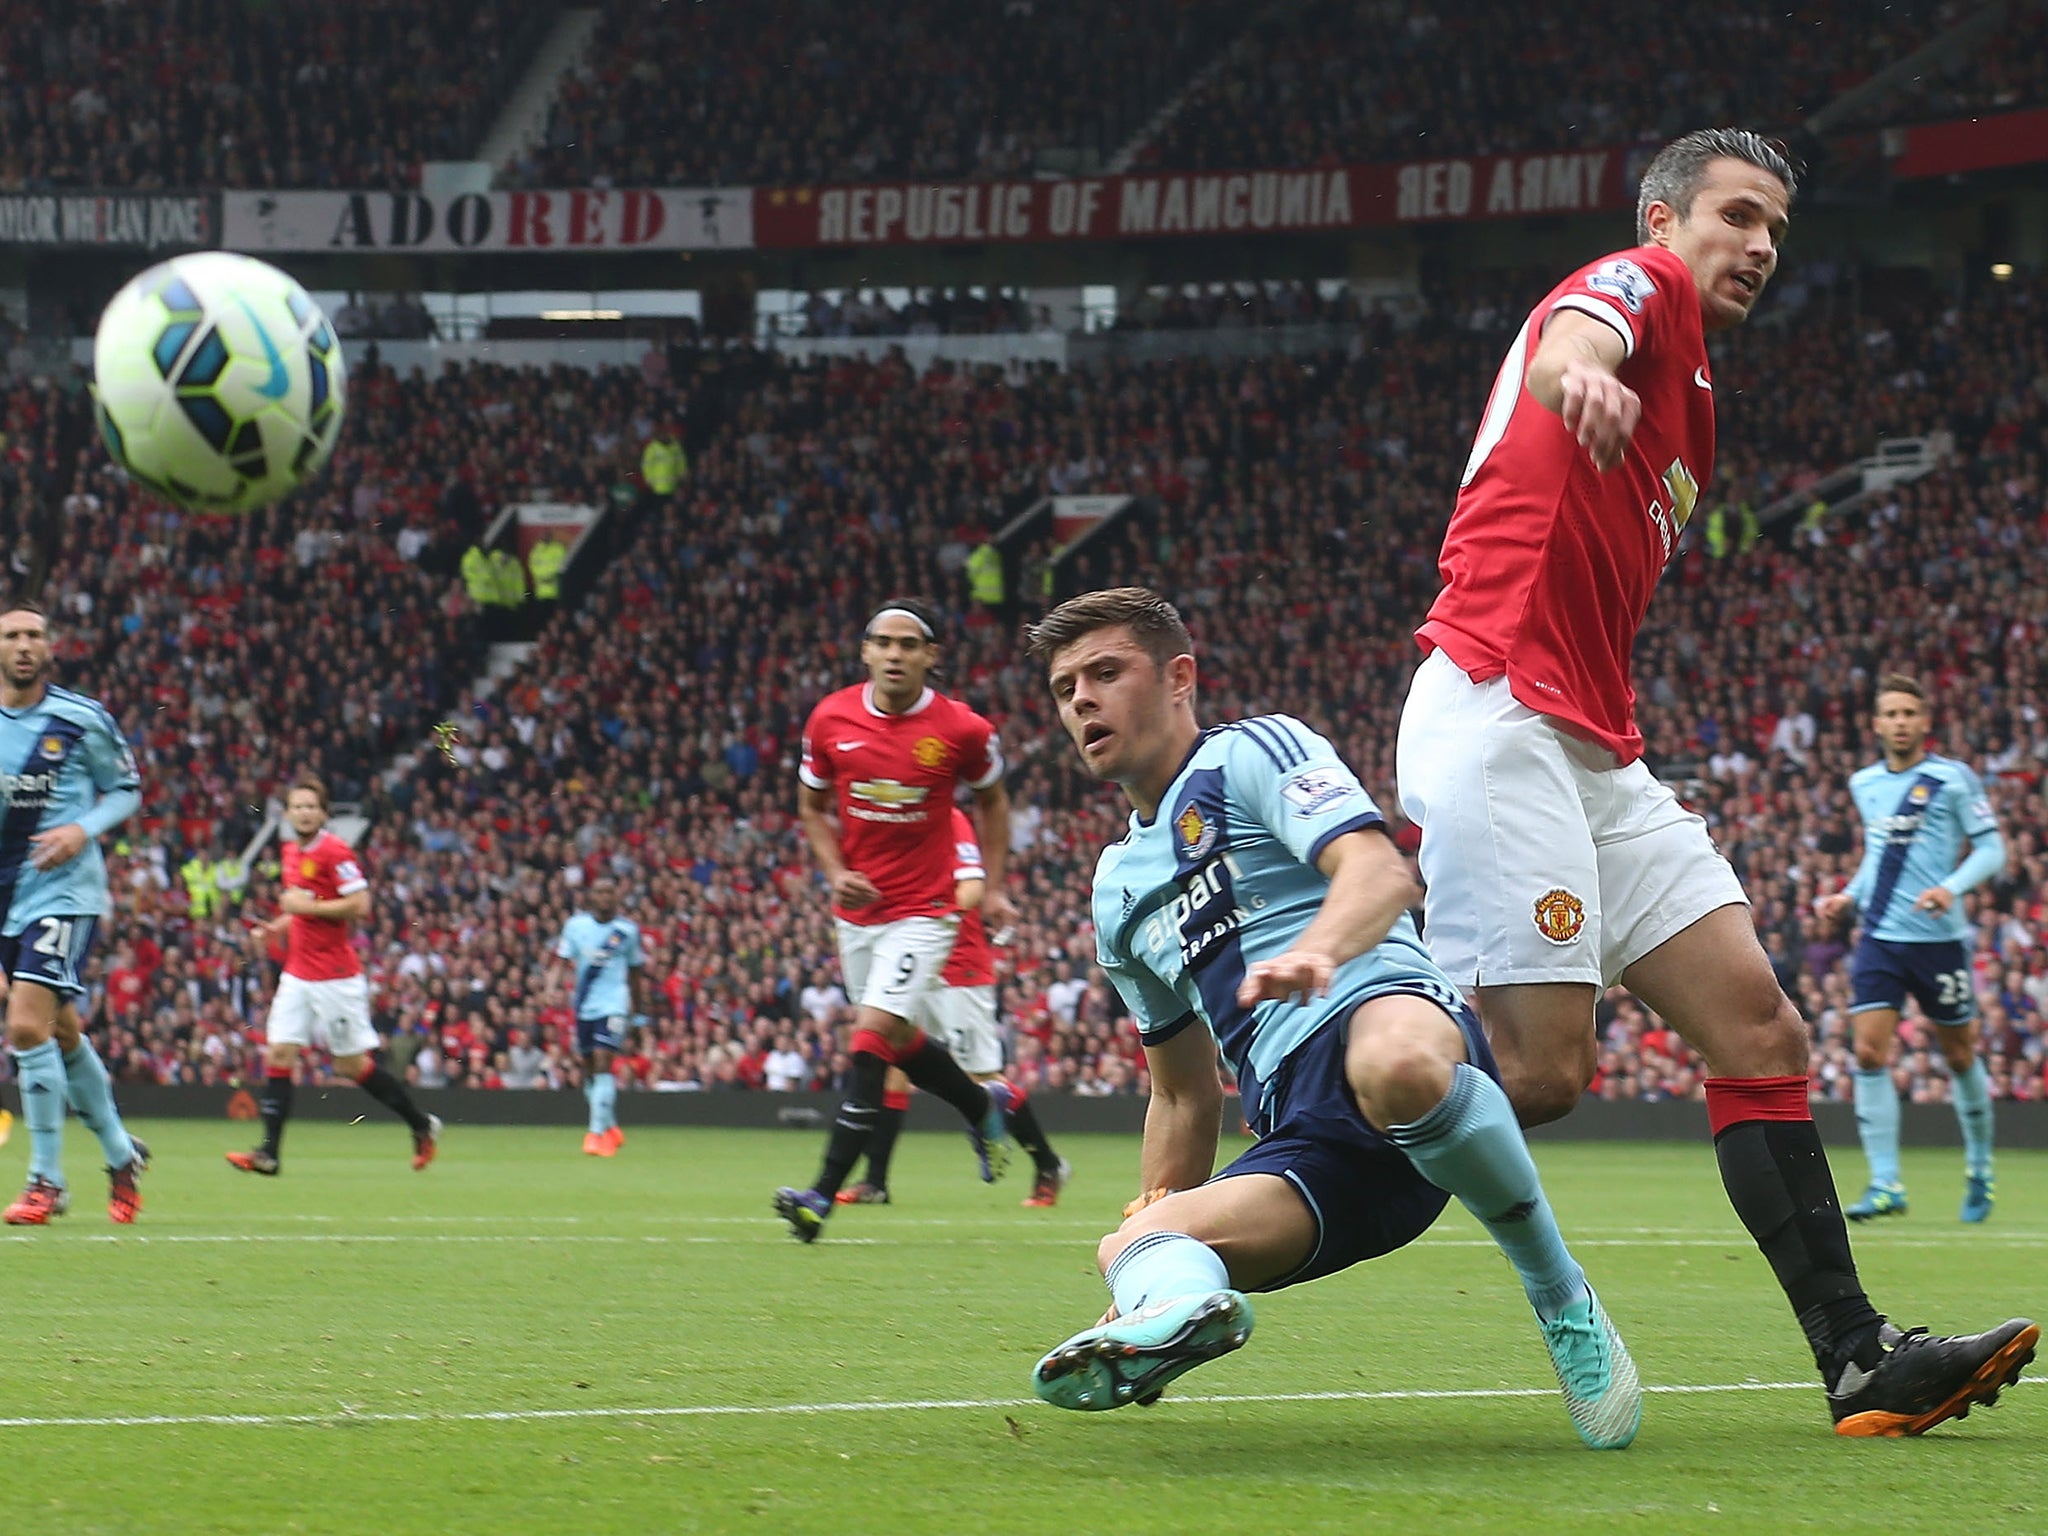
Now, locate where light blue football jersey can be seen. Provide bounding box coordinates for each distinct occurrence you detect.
[1091,714,1459,1128]
[555,911,645,1020]
[0,684,142,933]
[1845,754,1998,943]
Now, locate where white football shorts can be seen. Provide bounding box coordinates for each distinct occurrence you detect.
[834,914,960,1023]
[266,972,380,1058]
[916,982,1003,1075]
[1395,649,1747,989]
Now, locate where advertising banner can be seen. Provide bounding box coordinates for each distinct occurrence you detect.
[0,191,211,249]
[752,148,1634,248]
[1888,106,2048,179]
[221,187,754,253]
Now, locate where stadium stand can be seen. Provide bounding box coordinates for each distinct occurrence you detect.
[0,0,528,191]
[51,262,2046,1111]
[2,0,2023,199]
[1835,1,2048,125]
[503,0,1250,189]
[1135,0,1955,171]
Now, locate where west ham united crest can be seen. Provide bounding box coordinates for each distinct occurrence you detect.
[1177,802,1216,860]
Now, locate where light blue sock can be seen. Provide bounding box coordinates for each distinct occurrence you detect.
[1951,1056,1994,1181]
[1388,1062,1588,1322]
[1105,1230,1231,1317]
[592,1072,618,1134]
[63,1040,136,1169]
[1853,1066,1903,1188]
[584,1077,604,1135]
[13,1039,68,1186]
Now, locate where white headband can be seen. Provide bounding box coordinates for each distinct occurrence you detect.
[867,606,934,639]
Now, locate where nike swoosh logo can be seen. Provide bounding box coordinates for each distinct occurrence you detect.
[1692,366,1713,390]
[836,740,865,750]
[235,296,292,400]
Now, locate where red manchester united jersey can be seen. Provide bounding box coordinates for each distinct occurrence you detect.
[282,829,368,981]
[942,806,996,987]
[1418,243,1713,763]
[799,683,1002,925]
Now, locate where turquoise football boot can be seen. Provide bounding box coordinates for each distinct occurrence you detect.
[1033,1290,1254,1411]
[1539,1288,1642,1449]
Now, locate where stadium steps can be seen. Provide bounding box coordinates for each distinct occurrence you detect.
[1102,0,1300,174]
[477,7,604,176]
[1755,434,1946,534]
[380,642,535,790]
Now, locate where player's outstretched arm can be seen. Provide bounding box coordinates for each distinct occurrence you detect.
[1237,830,1417,1007]
[1137,1023,1226,1198]
[1526,309,1637,472]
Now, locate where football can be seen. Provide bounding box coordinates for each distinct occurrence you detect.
[91,251,347,514]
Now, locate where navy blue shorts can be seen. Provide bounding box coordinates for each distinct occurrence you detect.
[0,915,97,999]
[1849,936,1977,1026]
[576,1015,628,1056]
[1213,991,1500,1290]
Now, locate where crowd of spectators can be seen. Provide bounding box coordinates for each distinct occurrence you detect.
[20,262,2044,1118]
[1104,280,1373,334]
[767,280,1376,340]
[1,0,2035,201]
[503,0,1248,188]
[1138,0,1961,172]
[1843,1,2048,126]
[773,287,1047,340]
[0,0,524,191]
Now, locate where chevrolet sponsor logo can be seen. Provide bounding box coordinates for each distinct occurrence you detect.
[850,778,930,808]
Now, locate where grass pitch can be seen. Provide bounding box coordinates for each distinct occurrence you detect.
[3,1119,2042,1535]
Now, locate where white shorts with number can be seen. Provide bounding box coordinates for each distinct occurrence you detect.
[835,915,960,1023]
[266,972,380,1058]
[916,983,1003,1074]
[1396,649,1748,989]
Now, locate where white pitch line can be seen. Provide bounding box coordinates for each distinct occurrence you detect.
[0,1233,884,1247]
[10,1230,2048,1252]
[234,1213,2048,1242]
[1,1376,2036,1432]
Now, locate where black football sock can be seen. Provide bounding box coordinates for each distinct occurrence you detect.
[355,1063,432,1135]
[1709,1080,1884,1381]
[259,1069,294,1158]
[895,1037,992,1127]
[1004,1094,1061,1176]
[815,1051,888,1202]
[863,1105,905,1190]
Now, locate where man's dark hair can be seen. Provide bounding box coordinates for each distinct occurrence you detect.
[1636,128,1798,243]
[1875,672,1926,707]
[289,773,331,812]
[0,596,50,626]
[1025,586,1193,670]
[864,595,941,645]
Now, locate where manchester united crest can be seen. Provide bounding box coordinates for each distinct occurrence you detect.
[1176,803,1216,860]
[1532,887,1586,945]
[301,858,320,879]
[912,735,952,770]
